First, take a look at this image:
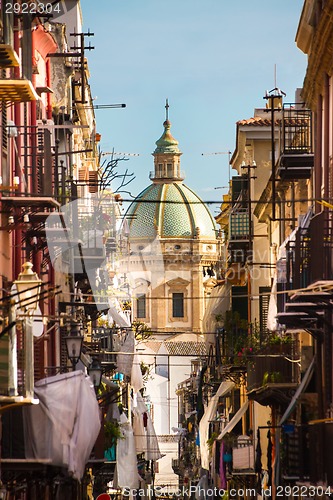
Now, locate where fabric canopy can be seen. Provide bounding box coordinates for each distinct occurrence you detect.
[199,380,234,470]
[23,371,101,480]
[108,298,131,327]
[279,356,315,425]
[217,400,249,441]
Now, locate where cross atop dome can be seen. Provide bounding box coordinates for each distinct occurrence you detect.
[152,101,183,182]
[165,98,169,121]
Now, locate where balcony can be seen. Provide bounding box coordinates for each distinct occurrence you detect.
[73,245,106,274]
[0,79,39,101]
[0,44,19,67]
[308,421,333,485]
[278,105,314,180]
[281,421,333,485]
[172,458,181,475]
[247,351,297,405]
[229,210,250,240]
[149,170,185,181]
[91,327,117,372]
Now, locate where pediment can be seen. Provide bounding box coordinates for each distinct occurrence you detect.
[166,277,190,288]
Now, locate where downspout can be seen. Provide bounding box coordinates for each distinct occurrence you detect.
[315,97,322,214]
[46,60,52,120]
[324,74,329,202]
[278,190,286,246]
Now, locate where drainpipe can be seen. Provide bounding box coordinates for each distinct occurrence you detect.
[278,190,285,246]
[290,182,295,231]
[324,74,329,202]
[46,60,52,120]
[315,97,322,213]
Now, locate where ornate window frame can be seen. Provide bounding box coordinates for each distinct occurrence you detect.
[166,277,190,323]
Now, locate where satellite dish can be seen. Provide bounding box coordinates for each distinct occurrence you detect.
[32,306,44,338]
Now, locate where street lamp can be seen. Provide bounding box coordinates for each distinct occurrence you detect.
[14,262,42,312]
[13,262,42,398]
[65,322,84,371]
[88,357,103,389]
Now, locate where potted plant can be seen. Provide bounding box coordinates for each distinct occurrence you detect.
[104,420,123,461]
[222,432,236,462]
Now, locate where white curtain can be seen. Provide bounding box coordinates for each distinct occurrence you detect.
[116,330,135,377]
[199,380,234,470]
[132,393,162,460]
[131,352,144,394]
[116,413,140,489]
[23,371,101,480]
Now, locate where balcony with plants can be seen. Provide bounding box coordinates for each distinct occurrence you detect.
[246,332,299,405]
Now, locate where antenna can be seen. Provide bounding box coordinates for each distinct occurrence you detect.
[101,152,140,157]
[201,151,232,181]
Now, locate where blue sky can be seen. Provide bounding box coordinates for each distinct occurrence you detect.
[80,0,307,214]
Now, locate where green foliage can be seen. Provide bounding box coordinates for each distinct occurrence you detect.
[218,310,254,364]
[132,321,153,341]
[104,420,123,449]
[263,371,282,384]
[207,431,219,451]
[140,361,152,382]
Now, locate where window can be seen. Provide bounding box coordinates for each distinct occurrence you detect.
[167,163,173,176]
[172,292,184,318]
[136,293,146,318]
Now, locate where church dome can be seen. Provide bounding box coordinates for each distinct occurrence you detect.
[125,111,217,240]
[126,182,217,239]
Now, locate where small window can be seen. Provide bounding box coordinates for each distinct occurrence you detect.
[167,163,173,176]
[137,293,146,318]
[172,292,184,318]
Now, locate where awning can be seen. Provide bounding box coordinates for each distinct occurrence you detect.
[108,298,131,327]
[199,380,234,470]
[279,356,315,425]
[217,400,249,441]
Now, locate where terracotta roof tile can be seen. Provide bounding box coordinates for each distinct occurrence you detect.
[145,341,162,353]
[164,341,207,356]
[237,116,309,127]
[237,116,272,126]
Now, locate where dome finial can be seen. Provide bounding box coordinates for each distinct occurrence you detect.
[165,98,169,121]
[154,102,180,155]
